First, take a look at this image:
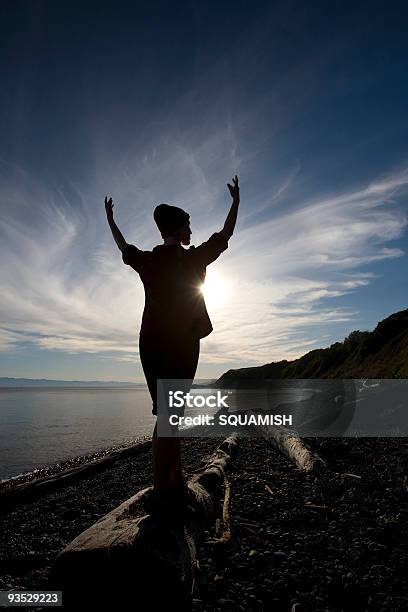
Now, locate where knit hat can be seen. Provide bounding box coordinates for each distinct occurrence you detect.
[153,203,190,238]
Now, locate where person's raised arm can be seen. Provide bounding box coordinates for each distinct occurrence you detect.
[105,196,127,252]
[219,175,240,241]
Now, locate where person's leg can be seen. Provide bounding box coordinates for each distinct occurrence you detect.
[167,334,200,487]
[152,421,179,491]
[140,332,200,493]
[169,437,183,487]
[154,434,183,489]
[139,334,174,492]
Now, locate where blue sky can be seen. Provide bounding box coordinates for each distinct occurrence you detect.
[1,0,407,381]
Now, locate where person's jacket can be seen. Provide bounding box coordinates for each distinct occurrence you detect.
[122,232,228,339]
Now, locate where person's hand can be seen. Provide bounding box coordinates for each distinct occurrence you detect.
[227,175,239,200]
[105,196,114,220]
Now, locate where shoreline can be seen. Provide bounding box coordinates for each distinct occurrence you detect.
[0,434,152,493]
[0,417,238,496]
[0,379,361,491]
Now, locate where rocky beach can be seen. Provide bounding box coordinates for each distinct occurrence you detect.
[0,435,407,611]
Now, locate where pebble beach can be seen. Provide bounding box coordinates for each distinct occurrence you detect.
[0,436,407,611]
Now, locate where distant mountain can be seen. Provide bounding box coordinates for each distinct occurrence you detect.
[216,309,408,386]
[0,377,216,388]
[0,378,144,388]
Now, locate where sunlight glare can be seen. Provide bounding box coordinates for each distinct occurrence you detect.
[199,270,229,309]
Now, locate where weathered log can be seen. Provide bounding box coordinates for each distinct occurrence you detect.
[50,434,239,610]
[0,440,151,515]
[246,409,326,472]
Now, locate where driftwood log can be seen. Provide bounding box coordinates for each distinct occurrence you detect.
[0,440,151,515]
[246,409,327,473]
[50,434,239,610]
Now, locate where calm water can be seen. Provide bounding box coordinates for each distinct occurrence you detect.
[0,384,313,481]
[0,387,156,481]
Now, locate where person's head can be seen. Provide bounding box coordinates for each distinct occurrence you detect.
[153,203,192,246]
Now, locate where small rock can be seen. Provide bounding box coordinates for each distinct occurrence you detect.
[273,551,288,562]
[216,598,235,608]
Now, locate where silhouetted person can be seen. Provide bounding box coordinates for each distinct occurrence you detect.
[105,175,240,508]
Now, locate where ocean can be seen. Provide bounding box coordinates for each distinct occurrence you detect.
[0,387,156,481]
[0,383,315,482]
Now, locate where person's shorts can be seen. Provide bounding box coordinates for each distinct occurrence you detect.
[139,331,200,417]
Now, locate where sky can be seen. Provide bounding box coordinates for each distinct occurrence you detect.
[0,0,407,382]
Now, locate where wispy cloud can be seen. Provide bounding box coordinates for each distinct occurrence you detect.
[200,168,407,365]
[0,147,407,374]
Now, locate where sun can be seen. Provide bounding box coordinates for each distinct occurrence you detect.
[199,270,229,309]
